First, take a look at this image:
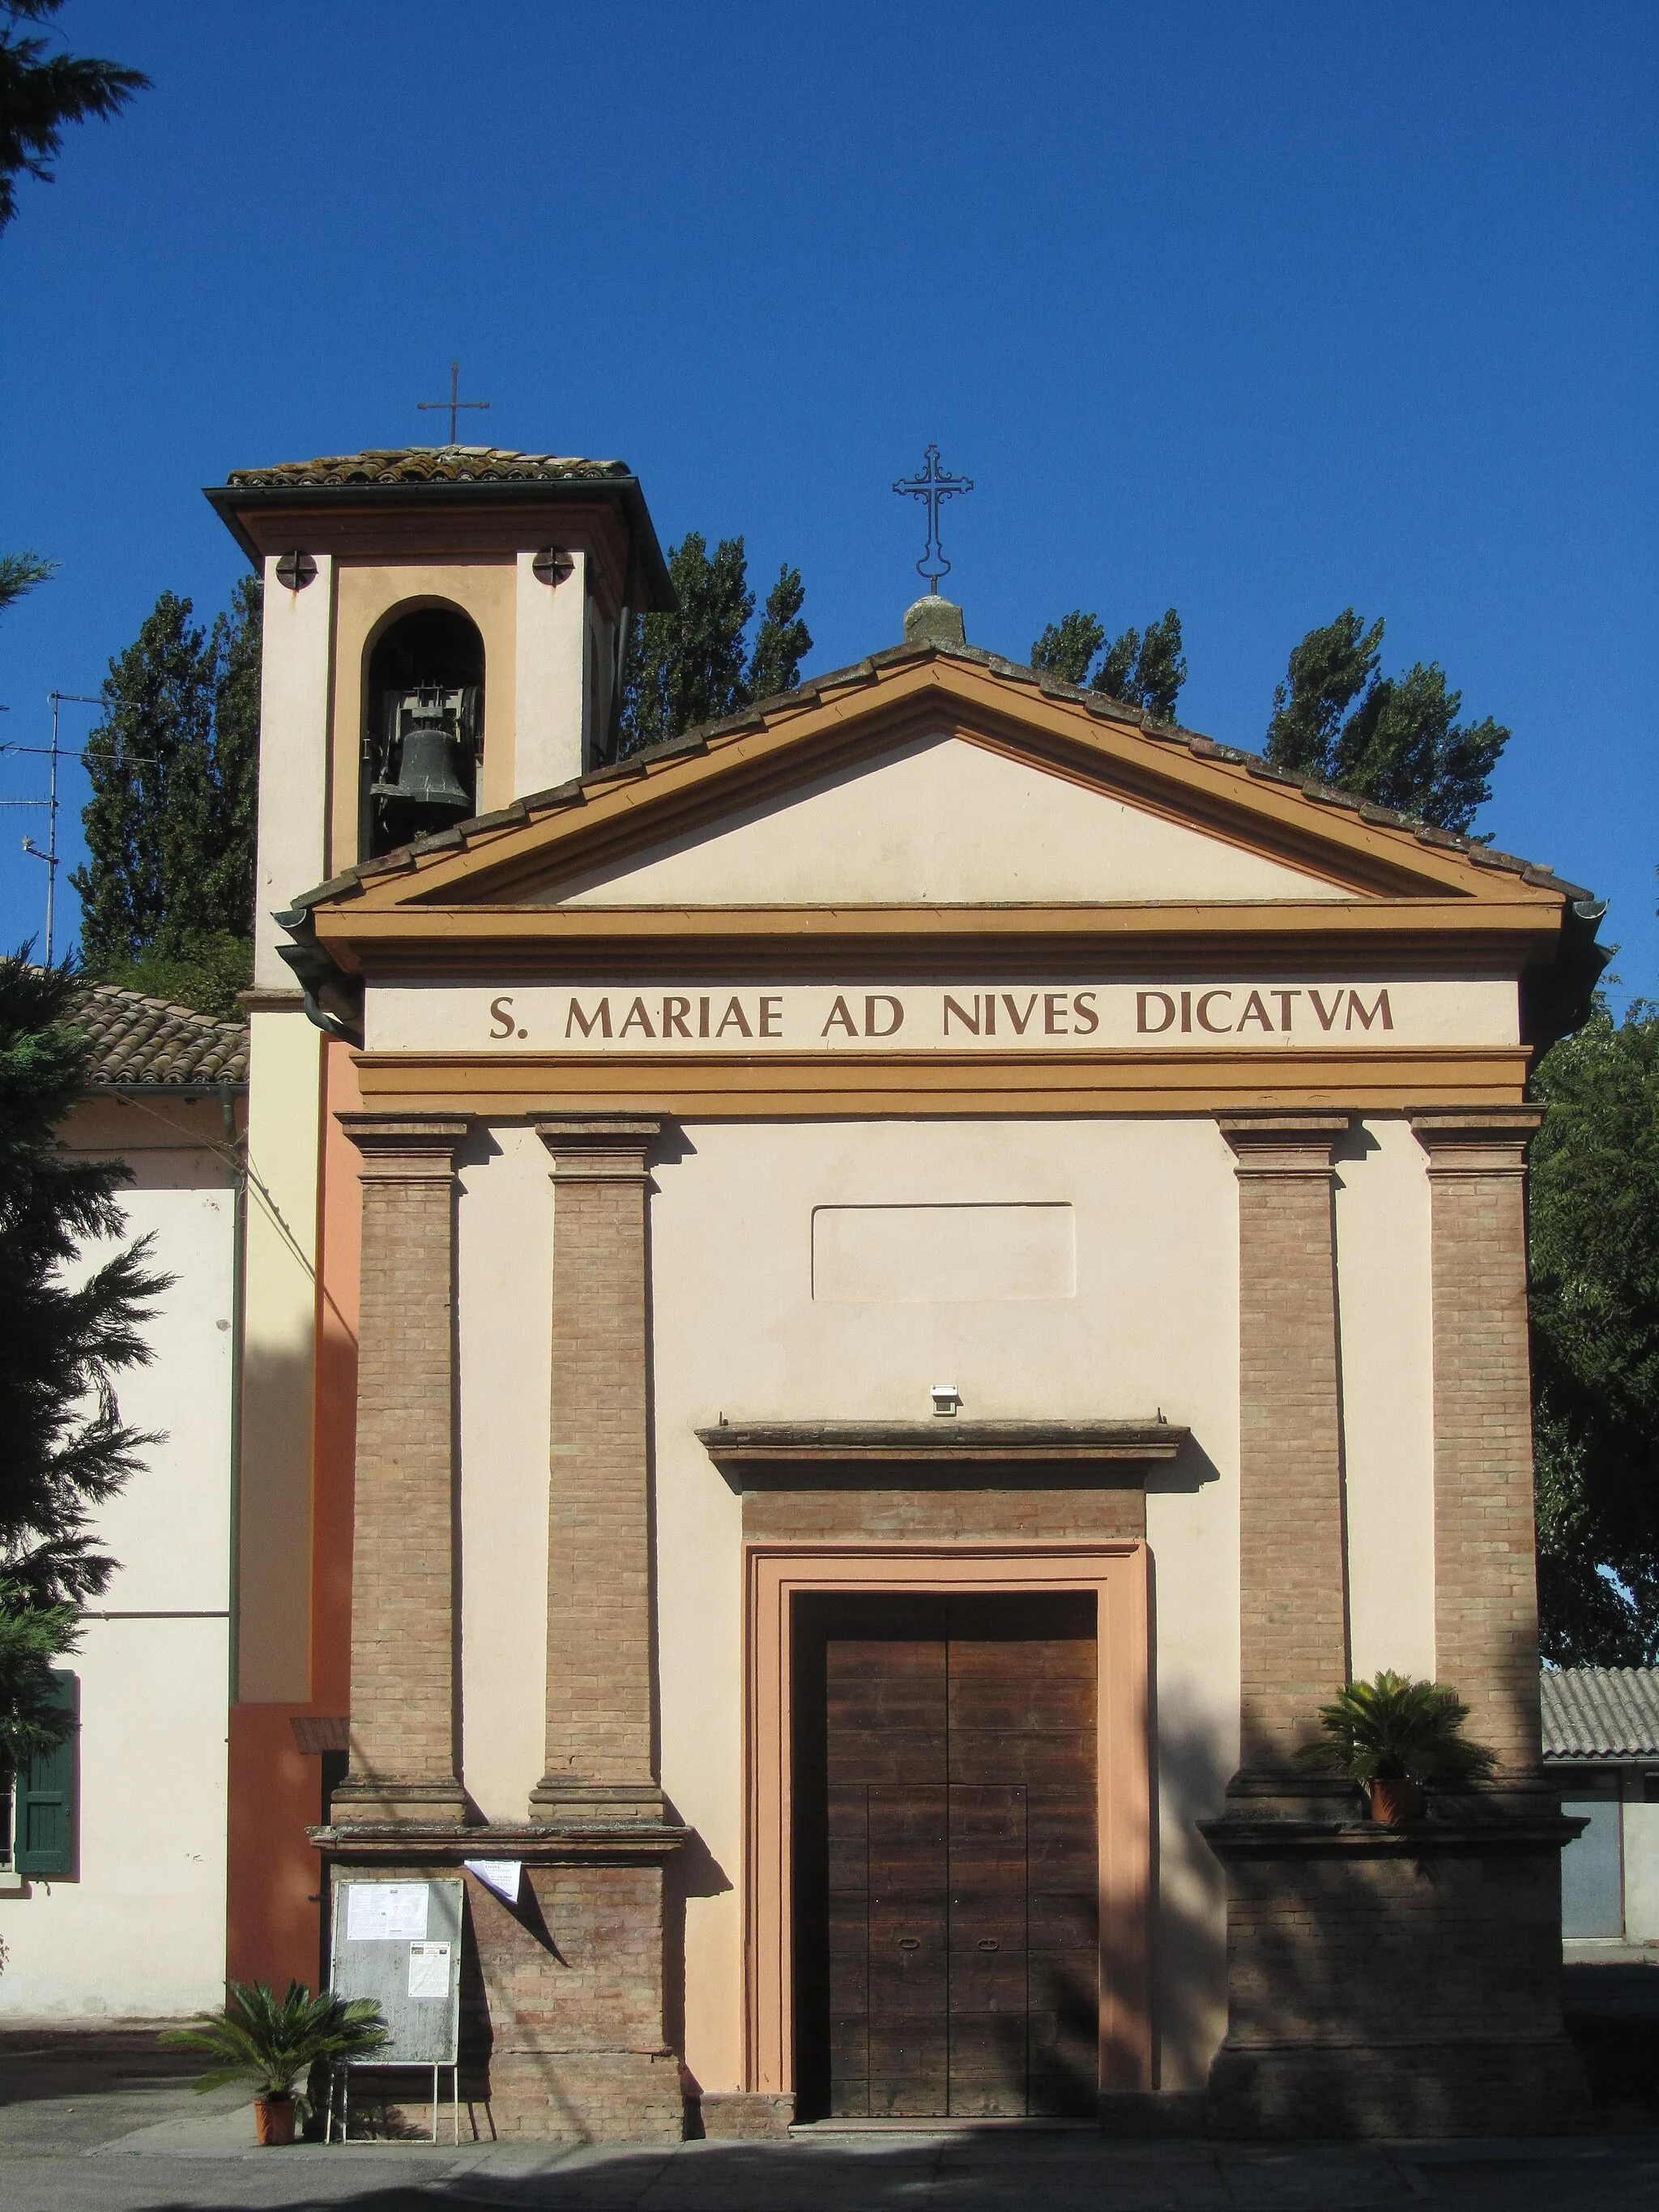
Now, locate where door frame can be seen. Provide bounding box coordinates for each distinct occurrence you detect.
[744,1541,1150,2097]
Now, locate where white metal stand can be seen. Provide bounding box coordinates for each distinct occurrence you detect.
[326,2059,459,2144]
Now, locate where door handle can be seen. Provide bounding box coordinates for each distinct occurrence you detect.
[898,1937,920,1950]
[977,1939,1000,1952]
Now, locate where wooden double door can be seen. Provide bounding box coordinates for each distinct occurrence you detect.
[792,1592,1098,2119]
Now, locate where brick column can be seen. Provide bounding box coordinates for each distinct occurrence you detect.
[1202,1108,1587,2138]
[332,1112,469,1826]
[531,1117,665,1825]
[1216,1114,1351,1793]
[1409,1107,1547,1782]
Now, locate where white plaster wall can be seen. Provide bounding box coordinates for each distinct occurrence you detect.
[0,1177,235,2017]
[541,732,1351,906]
[456,1124,555,1822]
[0,1620,230,2016]
[514,548,587,796]
[448,1116,1243,2091]
[642,1117,1243,2095]
[1623,1792,1659,1939]
[1336,1119,1438,1682]
[432,1103,1460,2092]
[253,555,334,987]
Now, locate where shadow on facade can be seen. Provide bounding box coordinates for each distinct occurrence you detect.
[1139,1692,1231,2101]
[660,1813,734,2077]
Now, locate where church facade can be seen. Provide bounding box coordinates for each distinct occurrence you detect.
[209,448,1601,2139]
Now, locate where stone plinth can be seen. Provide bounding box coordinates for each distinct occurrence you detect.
[314,1822,688,2142]
[1201,1812,1589,2137]
[697,2091,797,2140]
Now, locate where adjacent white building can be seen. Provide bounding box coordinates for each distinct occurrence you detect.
[0,987,246,2018]
[1544,1668,1659,1946]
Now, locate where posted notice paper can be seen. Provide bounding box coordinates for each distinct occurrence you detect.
[407,1941,452,2001]
[345,1882,429,1942]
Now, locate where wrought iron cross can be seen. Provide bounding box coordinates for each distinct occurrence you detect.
[417,362,490,445]
[892,444,975,592]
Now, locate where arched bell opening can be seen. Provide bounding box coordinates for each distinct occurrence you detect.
[360,603,485,861]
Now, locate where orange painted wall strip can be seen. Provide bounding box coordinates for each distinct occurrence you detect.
[225,1705,324,1992]
[226,1042,364,1995]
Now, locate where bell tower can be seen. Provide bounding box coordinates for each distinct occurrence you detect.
[202,445,676,2011]
[206,448,673,989]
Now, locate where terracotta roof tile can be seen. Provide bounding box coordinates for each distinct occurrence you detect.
[75,984,249,1089]
[224,447,629,490]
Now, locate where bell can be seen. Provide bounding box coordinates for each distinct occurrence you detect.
[370,693,472,814]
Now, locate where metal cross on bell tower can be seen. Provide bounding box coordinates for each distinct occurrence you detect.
[417,362,490,445]
[893,444,975,595]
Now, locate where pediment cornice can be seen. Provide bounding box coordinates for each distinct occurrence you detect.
[288,654,1582,927]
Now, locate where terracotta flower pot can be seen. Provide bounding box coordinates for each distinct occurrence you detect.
[254,2095,296,2146]
[1367,1776,1426,1824]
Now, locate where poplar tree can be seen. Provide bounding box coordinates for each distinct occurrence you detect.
[1030,607,1188,722]
[71,579,261,1015]
[747,565,812,706]
[1264,609,1508,836]
[619,535,812,755]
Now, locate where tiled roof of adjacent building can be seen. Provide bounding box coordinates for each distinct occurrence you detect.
[224,447,630,490]
[76,983,249,1089]
[1542,1668,1659,1761]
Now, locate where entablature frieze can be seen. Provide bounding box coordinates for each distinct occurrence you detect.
[344,1042,1531,1119]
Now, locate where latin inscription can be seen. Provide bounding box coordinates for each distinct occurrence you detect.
[362,976,1518,1057]
[477,985,1392,1045]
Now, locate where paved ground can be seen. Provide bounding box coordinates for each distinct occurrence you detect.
[4,2116,1659,2211]
[2,2008,1658,2212]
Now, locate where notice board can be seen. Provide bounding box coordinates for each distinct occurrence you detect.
[328,1878,463,2066]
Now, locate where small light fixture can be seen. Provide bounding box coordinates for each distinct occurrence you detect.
[931,1383,962,1417]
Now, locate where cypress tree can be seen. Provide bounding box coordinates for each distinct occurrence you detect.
[0,956,166,1751]
[0,1,147,235]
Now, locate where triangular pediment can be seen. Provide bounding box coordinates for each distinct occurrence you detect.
[531,729,1349,906]
[296,654,1572,953]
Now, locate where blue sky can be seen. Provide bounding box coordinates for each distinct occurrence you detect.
[1,2,1653,1002]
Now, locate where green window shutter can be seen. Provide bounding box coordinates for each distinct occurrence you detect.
[15,1672,77,1877]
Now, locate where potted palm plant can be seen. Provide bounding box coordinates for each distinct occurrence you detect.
[1296,1669,1497,1822]
[164,1980,389,2145]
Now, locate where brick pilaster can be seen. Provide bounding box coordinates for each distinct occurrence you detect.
[1409,1107,1547,1781]
[332,1113,470,1825]
[1217,1114,1351,1792]
[531,1117,665,1824]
